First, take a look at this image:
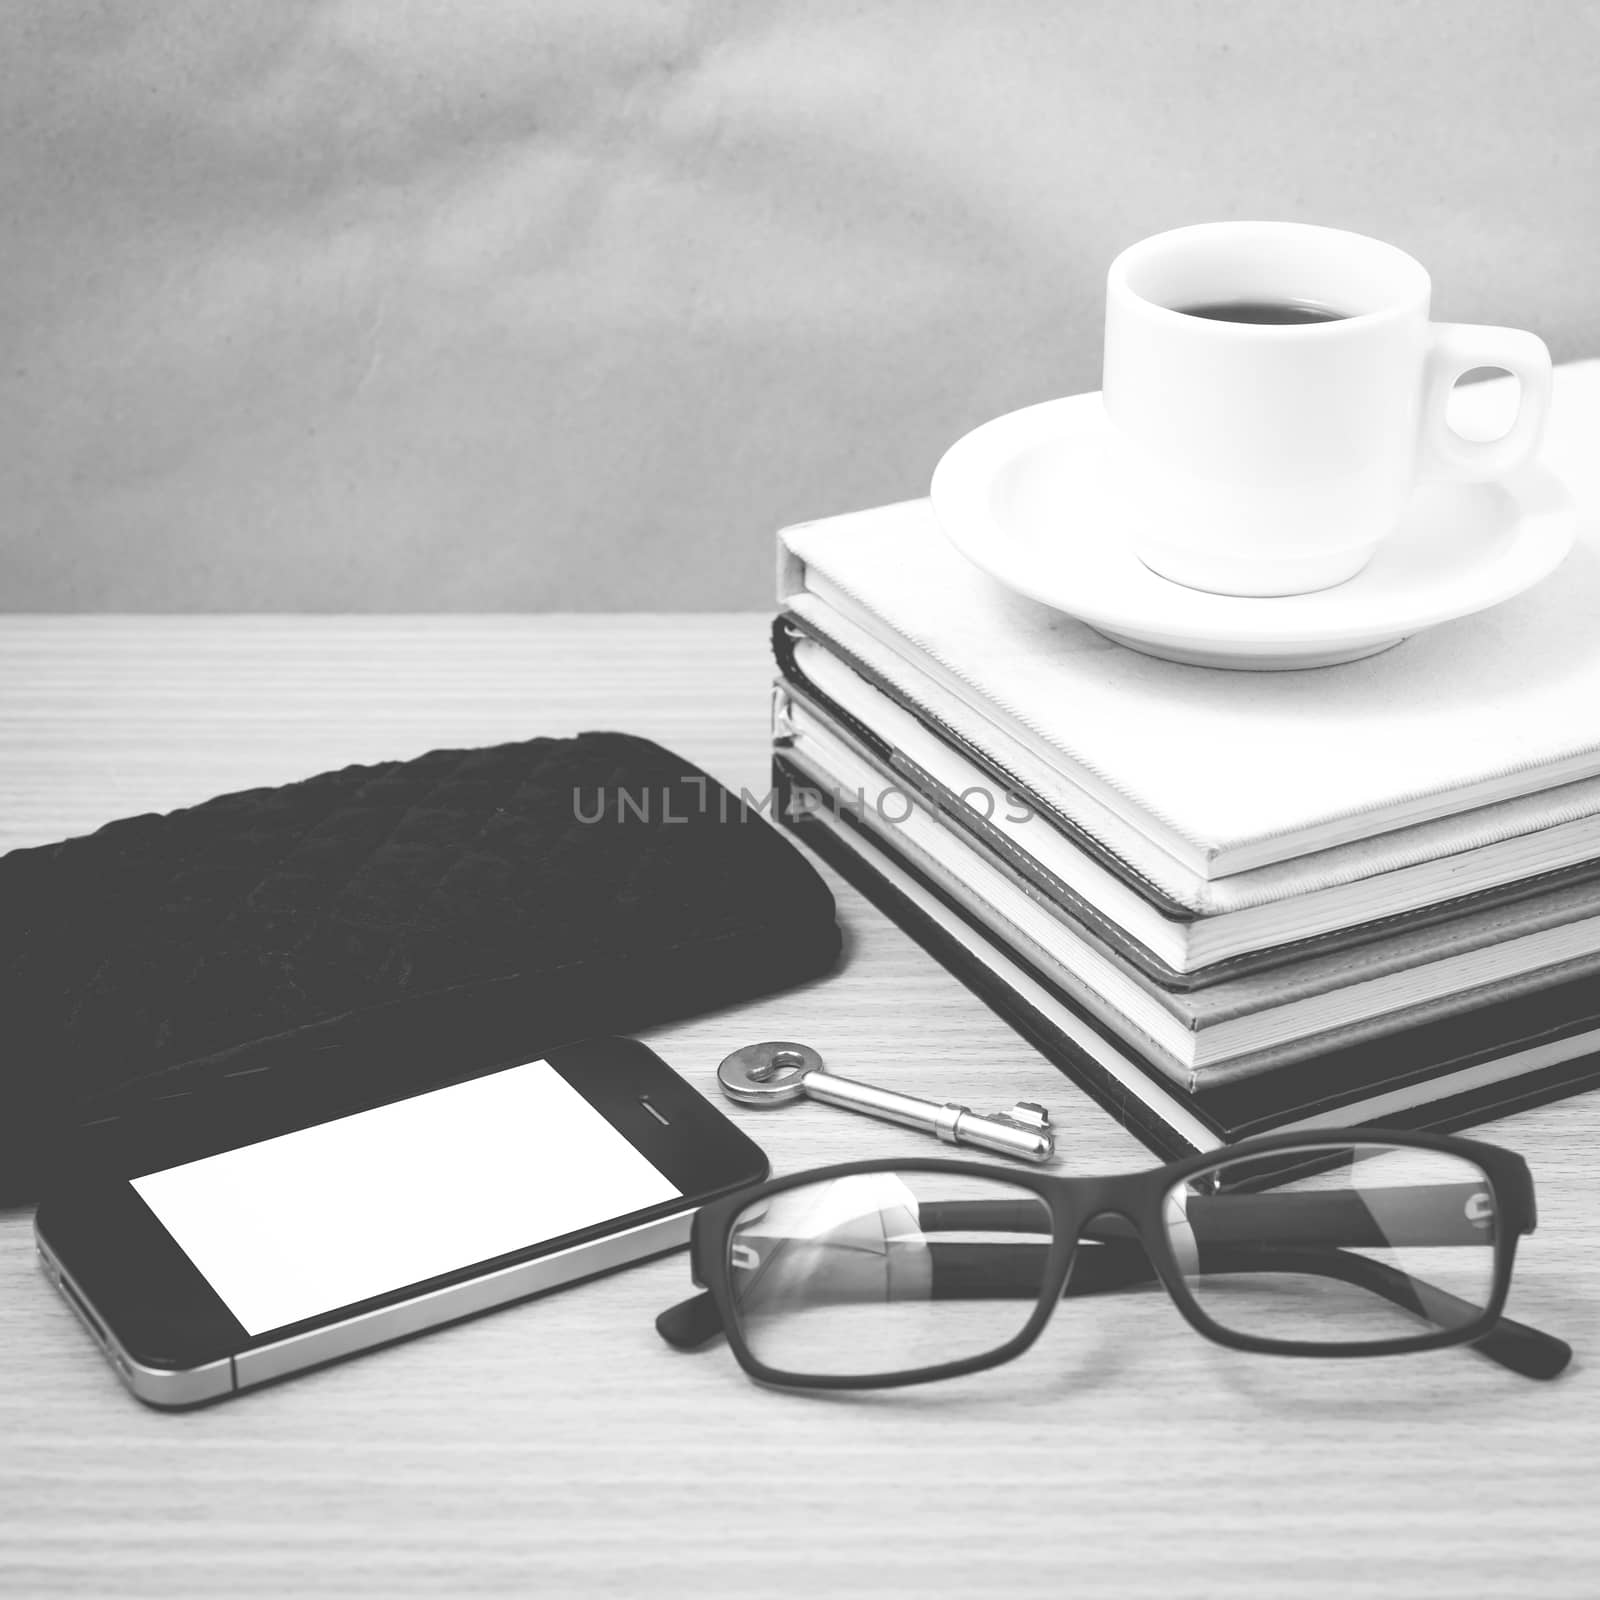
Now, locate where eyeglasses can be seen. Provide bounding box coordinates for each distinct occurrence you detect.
[655,1129,1570,1388]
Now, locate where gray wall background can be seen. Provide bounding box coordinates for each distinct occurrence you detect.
[3,0,1597,612]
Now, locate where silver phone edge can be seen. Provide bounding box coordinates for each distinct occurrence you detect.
[34,1206,695,1409]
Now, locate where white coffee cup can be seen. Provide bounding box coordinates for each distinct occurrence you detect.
[1100,221,1553,596]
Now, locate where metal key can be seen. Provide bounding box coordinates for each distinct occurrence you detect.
[717,1041,1055,1164]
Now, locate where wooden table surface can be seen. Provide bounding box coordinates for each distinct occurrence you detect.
[3,616,1598,1599]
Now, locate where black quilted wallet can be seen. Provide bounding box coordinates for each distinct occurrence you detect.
[0,733,841,1204]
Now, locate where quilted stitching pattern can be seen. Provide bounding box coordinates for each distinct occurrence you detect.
[0,733,839,1201]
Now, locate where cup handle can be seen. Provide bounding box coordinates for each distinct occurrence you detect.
[1420,323,1552,479]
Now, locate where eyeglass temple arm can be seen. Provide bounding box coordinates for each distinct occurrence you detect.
[651,1240,1150,1352]
[1188,1245,1570,1380]
[654,1217,1569,1379]
[925,1197,1567,1379]
[656,1288,735,1351]
[654,1240,1567,1378]
[921,1187,1501,1250]
[651,1242,1168,1351]
[930,1230,1569,1380]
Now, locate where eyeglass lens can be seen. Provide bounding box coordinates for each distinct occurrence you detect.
[727,1170,1054,1380]
[1165,1142,1500,1347]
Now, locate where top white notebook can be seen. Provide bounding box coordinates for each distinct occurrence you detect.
[779,361,1600,879]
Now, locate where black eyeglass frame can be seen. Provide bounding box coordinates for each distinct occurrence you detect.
[667,1126,1549,1390]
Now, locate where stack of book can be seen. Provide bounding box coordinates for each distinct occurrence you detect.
[768,394,1600,1154]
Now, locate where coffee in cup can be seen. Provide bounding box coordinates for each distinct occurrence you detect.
[1100,221,1552,597]
[1174,300,1348,325]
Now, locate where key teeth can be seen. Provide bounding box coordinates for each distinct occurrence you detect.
[948,1102,1058,1163]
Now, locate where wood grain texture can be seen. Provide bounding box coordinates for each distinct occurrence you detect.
[2,616,1598,1599]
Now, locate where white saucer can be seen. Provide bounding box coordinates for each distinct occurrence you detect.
[929,392,1577,669]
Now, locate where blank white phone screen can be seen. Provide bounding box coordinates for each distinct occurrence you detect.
[130,1061,682,1337]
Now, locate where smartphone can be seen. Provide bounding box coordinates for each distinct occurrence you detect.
[34,1037,767,1408]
